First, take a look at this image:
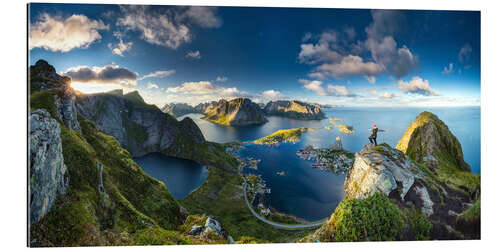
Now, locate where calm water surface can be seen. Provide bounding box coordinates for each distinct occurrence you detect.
[133,153,208,199]
[177,107,480,221]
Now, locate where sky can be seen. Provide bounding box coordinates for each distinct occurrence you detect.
[28,3,481,107]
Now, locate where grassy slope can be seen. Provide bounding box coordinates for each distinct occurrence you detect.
[29,90,227,246]
[181,164,313,243]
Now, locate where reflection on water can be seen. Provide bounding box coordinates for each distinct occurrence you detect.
[134,153,208,199]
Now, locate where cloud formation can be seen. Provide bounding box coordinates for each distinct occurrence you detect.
[117,5,221,49]
[458,43,472,63]
[29,13,109,52]
[398,76,440,96]
[298,10,417,83]
[186,50,201,59]
[138,70,176,80]
[63,64,137,87]
[216,76,228,82]
[146,82,159,89]
[299,79,355,97]
[183,6,222,28]
[442,63,454,74]
[261,90,285,100]
[379,92,399,99]
[108,39,133,56]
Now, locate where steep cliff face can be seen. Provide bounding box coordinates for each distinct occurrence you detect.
[193,101,217,114]
[29,60,234,246]
[161,103,198,117]
[76,90,205,157]
[263,100,325,120]
[396,111,470,172]
[29,109,69,226]
[203,98,268,126]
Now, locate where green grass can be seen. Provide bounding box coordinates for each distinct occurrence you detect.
[406,209,432,240]
[30,95,185,246]
[181,165,313,243]
[324,192,404,242]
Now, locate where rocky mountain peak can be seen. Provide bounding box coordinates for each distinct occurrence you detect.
[396,111,470,172]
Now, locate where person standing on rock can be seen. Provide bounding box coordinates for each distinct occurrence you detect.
[368,125,384,146]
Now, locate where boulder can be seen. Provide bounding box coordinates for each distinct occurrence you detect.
[203,216,225,237]
[29,109,68,226]
[345,143,421,200]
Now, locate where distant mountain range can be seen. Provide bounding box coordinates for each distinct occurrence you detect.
[162,99,328,124]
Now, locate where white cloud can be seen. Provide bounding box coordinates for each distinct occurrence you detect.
[261,90,285,100]
[146,82,159,89]
[398,77,440,96]
[62,64,137,87]
[316,55,384,83]
[29,13,109,52]
[186,50,201,59]
[299,79,328,96]
[459,44,472,63]
[138,70,176,80]
[326,85,356,97]
[442,63,454,75]
[183,6,222,28]
[216,76,228,82]
[299,79,355,97]
[108,39,133,56]
[164,80,251,105]
[116,5,222,49]
[379,92,399,99]
[117,5,191,49]
[167,81,216,94]
[299,10,417,82]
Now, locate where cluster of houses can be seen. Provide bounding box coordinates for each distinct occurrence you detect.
[296,138,354,175]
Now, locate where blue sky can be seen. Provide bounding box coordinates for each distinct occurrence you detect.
[29,3,480,107]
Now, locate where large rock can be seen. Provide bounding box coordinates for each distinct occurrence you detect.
[396,111,470,172]
[76,90,206,157]
[54,88,81,132]
[29,109,68,226]
[345,143,422,200]
[203,98,268,126]
[263,100,325,120]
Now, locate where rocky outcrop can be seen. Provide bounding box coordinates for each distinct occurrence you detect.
[345,144,422,200]
[263,100,325,120]
[29,109,68,226]
[189,216,227,238]
[161,103,198,117]
[54,88,81,132]
[203,98,268,126]
[343,142,478,239]
[76,90,206,157]
[30,60,71,91]
[396,111,470,172]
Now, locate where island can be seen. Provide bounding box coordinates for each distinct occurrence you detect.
[263,100,326,120]
[328,117,355,134]
[253,128,307,145]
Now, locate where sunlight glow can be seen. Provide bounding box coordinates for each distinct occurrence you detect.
[70,82,123,94]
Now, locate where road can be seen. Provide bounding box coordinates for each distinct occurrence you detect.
[240,171,327,230]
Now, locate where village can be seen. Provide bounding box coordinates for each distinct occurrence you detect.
[296,137,355,175]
